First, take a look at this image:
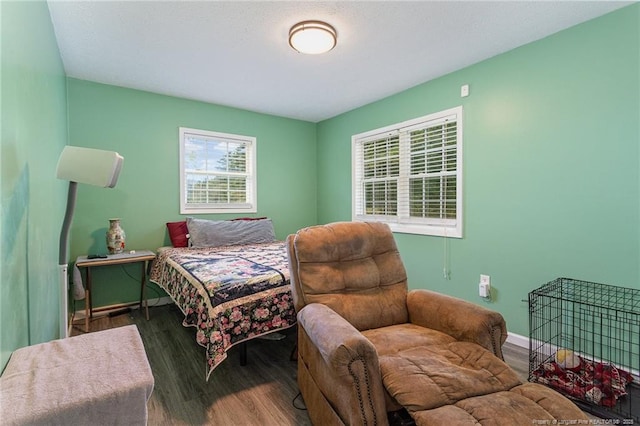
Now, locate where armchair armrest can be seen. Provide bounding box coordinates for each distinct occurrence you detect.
[407,289,507,359]
[297,303,388,426]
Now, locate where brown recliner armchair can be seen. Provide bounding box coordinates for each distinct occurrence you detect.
[286,221,588,425]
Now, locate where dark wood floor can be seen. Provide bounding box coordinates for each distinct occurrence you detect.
[71,305,584,425]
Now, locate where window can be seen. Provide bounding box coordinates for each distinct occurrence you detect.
[179,127,256,214]
[352,106,463,237]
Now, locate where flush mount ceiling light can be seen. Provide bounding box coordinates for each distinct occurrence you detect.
[289,20,337,54]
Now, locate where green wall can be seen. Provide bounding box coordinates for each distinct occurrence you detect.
[316,4,640,337]
[1,0,68,369]
[66,79,318,307]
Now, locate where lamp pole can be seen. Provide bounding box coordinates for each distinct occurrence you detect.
[58,181,78,338]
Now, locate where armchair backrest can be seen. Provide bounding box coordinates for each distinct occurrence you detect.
[287,221,409,331]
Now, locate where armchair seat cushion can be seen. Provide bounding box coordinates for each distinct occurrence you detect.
[362,323,456,356]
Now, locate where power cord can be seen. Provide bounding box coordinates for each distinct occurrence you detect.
[119,264,163,307]
[292,392,307,411]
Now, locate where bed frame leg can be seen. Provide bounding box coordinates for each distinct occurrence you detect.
[239,342,247,366]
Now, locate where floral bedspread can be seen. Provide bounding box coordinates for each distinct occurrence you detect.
[149,241,296,380]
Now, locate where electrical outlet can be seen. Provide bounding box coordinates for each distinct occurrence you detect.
[479,275,491,298]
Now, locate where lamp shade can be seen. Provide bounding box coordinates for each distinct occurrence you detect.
[56,146,124,188]
[289,21,337,54]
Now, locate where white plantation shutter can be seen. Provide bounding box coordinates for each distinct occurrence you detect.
[354,132,400,218]
[353,106,463,237]
[179,127,257,214]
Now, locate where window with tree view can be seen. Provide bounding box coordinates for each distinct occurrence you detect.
[352,106,463,237]
[179,127,256,214]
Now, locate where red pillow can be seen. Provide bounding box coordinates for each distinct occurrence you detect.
[166,221,189,247]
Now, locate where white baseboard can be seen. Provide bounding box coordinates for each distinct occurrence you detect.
[148,296,174,307]
[72,296,174,320]
[506,332,529,349]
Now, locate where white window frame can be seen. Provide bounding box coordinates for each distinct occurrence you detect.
[352,106,463,238]
[179,127,257,214]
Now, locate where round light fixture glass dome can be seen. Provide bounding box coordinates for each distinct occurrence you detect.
[289,21,337,54]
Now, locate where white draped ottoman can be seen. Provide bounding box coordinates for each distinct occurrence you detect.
[0,325,154,425]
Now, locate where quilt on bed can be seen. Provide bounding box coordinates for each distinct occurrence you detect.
[149,241,296,380]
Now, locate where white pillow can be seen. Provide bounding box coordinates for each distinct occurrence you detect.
[186,217,276,248]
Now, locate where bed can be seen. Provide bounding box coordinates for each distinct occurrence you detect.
[149,218,296,380]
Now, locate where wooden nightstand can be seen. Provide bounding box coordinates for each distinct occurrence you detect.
[75,250,156,332]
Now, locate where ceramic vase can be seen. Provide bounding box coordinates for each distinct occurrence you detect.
[106,218,126,254]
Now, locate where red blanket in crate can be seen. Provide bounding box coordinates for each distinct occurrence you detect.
[531,356,634,407]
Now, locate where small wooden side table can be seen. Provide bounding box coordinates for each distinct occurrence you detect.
[75,250,156,332]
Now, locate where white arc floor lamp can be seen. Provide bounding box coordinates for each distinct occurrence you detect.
[56,146,124,338]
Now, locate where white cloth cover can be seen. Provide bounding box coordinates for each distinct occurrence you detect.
[0,325,154,425]
[73,263,85,300]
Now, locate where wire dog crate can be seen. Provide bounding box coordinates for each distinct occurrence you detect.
[528,278,639,421]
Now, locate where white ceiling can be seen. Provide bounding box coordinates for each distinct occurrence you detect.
[47,1,632,123]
